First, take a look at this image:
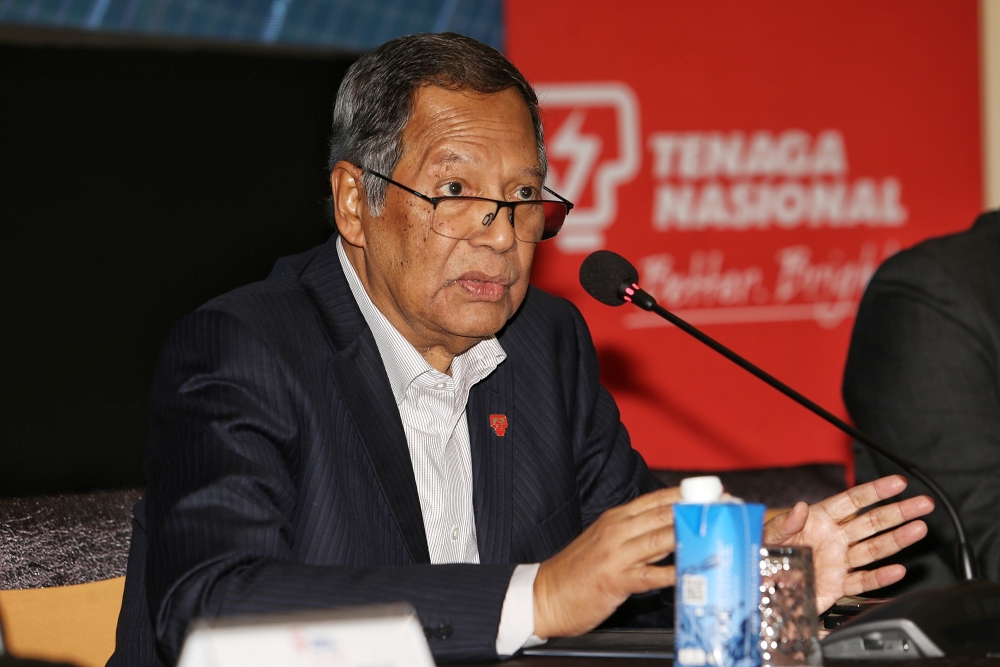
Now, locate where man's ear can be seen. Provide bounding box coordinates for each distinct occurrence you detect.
[330,161,366,247]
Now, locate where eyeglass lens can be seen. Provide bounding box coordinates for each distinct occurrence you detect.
[431,199,568,243]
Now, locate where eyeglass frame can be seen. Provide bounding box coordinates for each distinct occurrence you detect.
[358,166,574,242]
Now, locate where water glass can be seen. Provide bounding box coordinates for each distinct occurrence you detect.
[759,546,822,666]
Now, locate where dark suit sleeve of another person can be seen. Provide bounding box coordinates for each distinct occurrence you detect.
[843,214,1000,585]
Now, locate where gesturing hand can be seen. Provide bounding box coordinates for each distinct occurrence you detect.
[532,486,682,639]
[763,474,934,613]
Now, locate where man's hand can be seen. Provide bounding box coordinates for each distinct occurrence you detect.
[763,474,934,613]
[532,487,682,639]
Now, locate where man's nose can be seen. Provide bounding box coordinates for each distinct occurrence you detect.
[469,202,517,250]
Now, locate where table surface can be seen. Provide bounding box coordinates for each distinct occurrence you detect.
[451,658,1000,667]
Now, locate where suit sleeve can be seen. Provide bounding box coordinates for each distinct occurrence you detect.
[143,309,515,664]
[843,249,1000,580]
[565,303,663,527]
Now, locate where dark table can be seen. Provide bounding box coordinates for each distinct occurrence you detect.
[453,658,1000,667]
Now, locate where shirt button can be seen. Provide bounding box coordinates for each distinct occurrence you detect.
[434,381,447,390]
[450,526,459,541]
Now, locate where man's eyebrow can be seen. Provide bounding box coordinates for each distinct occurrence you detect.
[432,152,471,166]
[429,153,544,179]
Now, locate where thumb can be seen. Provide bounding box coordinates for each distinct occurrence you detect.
[763,501,809,546]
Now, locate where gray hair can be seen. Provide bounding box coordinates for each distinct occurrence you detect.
[328,32,547,218]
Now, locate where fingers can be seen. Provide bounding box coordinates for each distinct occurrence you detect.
[818,475,908,522]
[629,564,676,592]
[841,564,907,598]
[847,520,928,569]
[840,495,934,545]
[599,499,677,565]
[616,486,684,517]
[762,501,808,546]
[594,488,681,564]
[620,519,676,565]
[532,491,682,639]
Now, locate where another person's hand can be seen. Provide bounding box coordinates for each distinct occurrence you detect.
[763,474,934,613]
[532,486,681,639]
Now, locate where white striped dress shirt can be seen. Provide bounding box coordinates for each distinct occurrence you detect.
[337,238,541,655]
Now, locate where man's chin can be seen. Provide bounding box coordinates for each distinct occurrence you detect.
[440,300,516,340]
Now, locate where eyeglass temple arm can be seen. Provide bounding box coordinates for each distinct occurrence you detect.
[543,185,574,211]
[361,166,440,207]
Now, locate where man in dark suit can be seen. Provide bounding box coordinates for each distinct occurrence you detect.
[844,211,1000,592]
[111,32,934,666]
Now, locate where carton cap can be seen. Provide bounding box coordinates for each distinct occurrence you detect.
[680,476,723,503]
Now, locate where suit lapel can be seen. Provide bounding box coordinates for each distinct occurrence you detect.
[302,238,431,564]
[468,360,513,565]
[329,333,431,564]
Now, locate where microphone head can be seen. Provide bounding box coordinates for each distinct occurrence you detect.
[579,250,639,306]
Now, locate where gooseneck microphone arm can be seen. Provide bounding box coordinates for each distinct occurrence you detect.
[581,250,978,581]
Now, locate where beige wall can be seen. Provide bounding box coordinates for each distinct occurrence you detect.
[983,0,1000,209]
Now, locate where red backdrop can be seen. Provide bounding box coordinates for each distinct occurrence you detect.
[506,0,983,475]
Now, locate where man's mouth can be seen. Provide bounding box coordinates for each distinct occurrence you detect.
[452,271,510,300]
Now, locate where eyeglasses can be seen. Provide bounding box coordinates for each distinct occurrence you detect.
[360,167,573,243]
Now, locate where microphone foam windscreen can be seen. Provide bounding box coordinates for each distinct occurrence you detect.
[579,250,639,306]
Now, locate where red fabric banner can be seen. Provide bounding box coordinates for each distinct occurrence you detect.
[506,0,983,474]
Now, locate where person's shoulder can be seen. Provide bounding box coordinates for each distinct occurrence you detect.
[168,241,331,353]
[873,211,999,288]
[859,211,1000,335]
[204,242,326,317]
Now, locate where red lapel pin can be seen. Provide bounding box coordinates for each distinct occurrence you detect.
[489,414,508,437]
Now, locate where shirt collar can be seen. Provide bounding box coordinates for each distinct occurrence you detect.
[336,236,506,405]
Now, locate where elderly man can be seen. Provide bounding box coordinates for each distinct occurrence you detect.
[110,33,933,666]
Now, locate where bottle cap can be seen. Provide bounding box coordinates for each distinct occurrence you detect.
[680,475,724,503]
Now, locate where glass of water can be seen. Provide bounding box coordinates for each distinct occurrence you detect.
[759,546,822,666]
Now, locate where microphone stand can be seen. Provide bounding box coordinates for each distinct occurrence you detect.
[581,247,1000,655]
[621,284,980,581]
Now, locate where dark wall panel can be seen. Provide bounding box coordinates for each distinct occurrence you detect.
[1,41,352,496]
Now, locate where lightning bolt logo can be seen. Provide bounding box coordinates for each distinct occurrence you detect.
[548,109,602,204]
[536,82,641,252]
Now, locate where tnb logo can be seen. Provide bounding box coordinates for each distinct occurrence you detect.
[536,82,641,252]
[489,414,508,437]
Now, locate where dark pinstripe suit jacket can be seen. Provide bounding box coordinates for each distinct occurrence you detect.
[109,235,660,666]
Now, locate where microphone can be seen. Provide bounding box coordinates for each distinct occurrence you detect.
[580,249,1000,657]
[579,249,975,577]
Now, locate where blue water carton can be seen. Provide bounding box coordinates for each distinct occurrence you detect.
[674,476,765,667]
